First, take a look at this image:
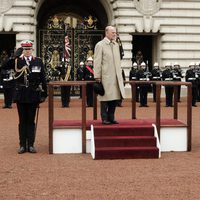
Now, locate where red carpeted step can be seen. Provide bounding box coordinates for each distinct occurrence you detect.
[95,146,159,159]
[93,125,159,159]
[95,136,157,148]
[94,126,154,137]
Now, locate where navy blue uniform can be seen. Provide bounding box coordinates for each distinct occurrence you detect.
[77,66,85,98]
[129,67,139,102]
[58,65,72,107]
[1,56,15,108]
[136,69,151,107]
[151,68,162,102]
[173,68,183,102]
[185,68,198,106]
[162,69,174,107]
[84,65,94,107]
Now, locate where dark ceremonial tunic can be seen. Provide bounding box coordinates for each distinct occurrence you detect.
[162,69,174,107]
[151,68,162,102]
[84,65,95,107]
[1,56,15,107]
[14,56,47,148]
[185,68,197,106]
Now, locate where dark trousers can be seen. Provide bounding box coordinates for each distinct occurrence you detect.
[3,87,14,106]
[79,86,82,98]
[139,86,148,106]
[165,86,174,106]
[86,83,93,106]
[17,103,38,148]
[177,85,181,102]
[192,86,197,106]
[197,84,200,101]
[152,85,158,102]
[100,100,117,122]
[61,86,71,107]
[136,85,139,102]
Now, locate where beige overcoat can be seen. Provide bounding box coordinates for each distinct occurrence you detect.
[94,37,125,101]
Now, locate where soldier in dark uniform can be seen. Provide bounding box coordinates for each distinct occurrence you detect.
[1,48,23,108]
[77,61,85,98]
[194,63,200,101]
[1,50,14,108]
[116,33,125,107]
[151,62,162,102]
[58,62,72,107]
[116,69,126,107]
[136,62,151,107]
[129,62,139,102]
[0,51,9,93]
[162,63,174,107]
[14,40,47,154]
[173,63,183,102]
[84,57,94,107]
[185,62,198,107]
[116,33,124,60]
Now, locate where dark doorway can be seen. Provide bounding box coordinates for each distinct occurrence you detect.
[0,34,16,57]
[37,0,108,96]
[132,35,153,70]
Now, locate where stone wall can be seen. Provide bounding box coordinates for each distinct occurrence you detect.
[0,0,36,48]
[112,0,200,74]
[1,0,200,72]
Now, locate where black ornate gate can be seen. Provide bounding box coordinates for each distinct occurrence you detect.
[38,15,104,96]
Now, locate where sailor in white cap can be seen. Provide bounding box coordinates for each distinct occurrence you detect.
[85,56,94,107]
[195,62,200,101]
[77,61,85,98]
[129,62,139,102]
[136,61,151,107]
[173,62,183,102]
[162,62,174,107]
[151,62,162,102]
[185,62,198,106]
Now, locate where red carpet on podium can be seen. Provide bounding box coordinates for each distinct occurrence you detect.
[53,118,186,159]
[93,120,159,159]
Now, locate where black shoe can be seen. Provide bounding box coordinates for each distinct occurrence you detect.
[144,105,149,107]
[192,104,197,107]
[7,105,12,109]
[2,105,8,109]
[102,120,111,125]
[18,146,26,154]
[28,146,37,153]
[110,120,119,124]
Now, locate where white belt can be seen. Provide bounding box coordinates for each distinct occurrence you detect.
[139,78,148,81]
[153,77,161,79]
[174,77,181,79]
[165,78,173,81]
[131,77,136,80]
[3,77,13,81]
[188,78,196,80]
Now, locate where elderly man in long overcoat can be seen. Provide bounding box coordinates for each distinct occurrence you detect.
[94,26,125,125]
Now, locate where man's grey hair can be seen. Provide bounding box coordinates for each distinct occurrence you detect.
[105,26,115,33]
